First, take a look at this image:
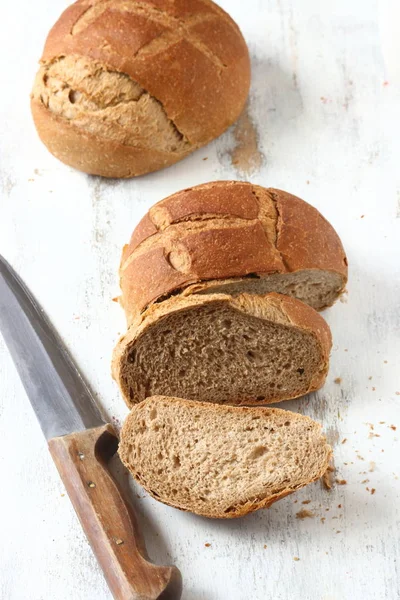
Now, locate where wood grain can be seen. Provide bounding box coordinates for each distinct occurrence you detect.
[48,424,182,600]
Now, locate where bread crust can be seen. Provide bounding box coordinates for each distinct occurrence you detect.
[31,0,250,177]
[112,291,332,408]
[119,396,332,518]
[119,182,348,323]
[31,100,191,177]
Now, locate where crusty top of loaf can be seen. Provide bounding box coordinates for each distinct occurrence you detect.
[119,182,348,324]
[33,0,250,146]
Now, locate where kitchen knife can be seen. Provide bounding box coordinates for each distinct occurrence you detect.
[0,255,182,600]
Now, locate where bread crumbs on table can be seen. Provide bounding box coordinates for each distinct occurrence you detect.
[321,517,326,524]
[203,157,208,160]
[336,479,347,485]
[338,504,342,508]
[334,377,342,384]
[389,425,397,431]
[361,479,370,484]
[296,509,314,519]
[342,438,347,444]
[293,557,300,561]
[369,462,376,472]
[263,544,267,549]
[360,215,365,218]
[368,376,373,380]
[302,500,311,504]
[371,488,376,495]
[205,543,211,548]
[322,465,335,490]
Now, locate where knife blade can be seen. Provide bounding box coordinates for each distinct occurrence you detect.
[0,255,104,439]
[0,254,181,600]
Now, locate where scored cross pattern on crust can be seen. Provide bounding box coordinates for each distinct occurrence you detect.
[120,184,279,273]
[71,0,232,69]
[116,183,348,325]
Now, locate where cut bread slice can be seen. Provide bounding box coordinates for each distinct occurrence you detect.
[119,396,332,518]
[113,292,332,409]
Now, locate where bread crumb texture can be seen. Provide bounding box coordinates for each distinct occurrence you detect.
[119,396,332,518]
[115,292,332,407]
[33,56,190,153]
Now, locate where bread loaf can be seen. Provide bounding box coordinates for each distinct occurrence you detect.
[119,396,332,518]
[112,292,332,408]
[119,182,348,325]
[30,0,250,177]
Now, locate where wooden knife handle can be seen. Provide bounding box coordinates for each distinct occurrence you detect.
[48,424,182,600]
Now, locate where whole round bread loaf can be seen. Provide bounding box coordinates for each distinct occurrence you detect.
[119,182,348,324]
[30,0,250,177]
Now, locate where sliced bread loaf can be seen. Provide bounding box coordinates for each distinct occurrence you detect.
[113,292,332,408]
[119,182,348,325]
[119,396,332,518]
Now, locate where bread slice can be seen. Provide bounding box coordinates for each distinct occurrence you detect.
[112,292,332,408]
[119,183,348,324]
[119,396,332,518]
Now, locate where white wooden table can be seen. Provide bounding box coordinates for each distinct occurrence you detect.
[1,1,399,599]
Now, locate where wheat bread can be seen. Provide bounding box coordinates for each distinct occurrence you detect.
[119,182,348,324]
[119,396,332,518]
[30,0,250,177]
[112,292,332,408]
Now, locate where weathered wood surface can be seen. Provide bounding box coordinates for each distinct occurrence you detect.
[0,1,399,599]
